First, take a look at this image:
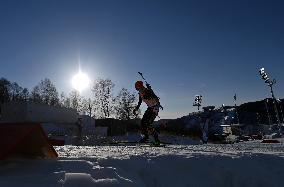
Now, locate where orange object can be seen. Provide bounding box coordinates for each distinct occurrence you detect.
[0,123,58,159]
[48,138,65,146]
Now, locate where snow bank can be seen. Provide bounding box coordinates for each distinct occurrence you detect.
[0,159,132,187]
[99,154,284,187]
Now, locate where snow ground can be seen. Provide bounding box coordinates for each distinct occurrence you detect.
[1,138,284,187]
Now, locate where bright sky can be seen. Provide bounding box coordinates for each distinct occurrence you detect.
[0,0,284,119]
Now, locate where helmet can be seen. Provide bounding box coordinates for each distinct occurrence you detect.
[135,81,144,90]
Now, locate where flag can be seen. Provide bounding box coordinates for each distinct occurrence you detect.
[234,94,237,101]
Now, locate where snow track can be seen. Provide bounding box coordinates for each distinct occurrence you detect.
[1,141,284,187]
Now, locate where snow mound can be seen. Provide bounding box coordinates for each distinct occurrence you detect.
[0,159,133,187]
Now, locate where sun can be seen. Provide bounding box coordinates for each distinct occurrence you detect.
[72,71,90,92]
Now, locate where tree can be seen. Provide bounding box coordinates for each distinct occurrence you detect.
[59,92,70,108]
[21,88,29,101]
[30,78,59,106]
[69,90,89,114]
[69,90,82,112]
[80,98,94,116]
[10,82,29,101]
[60,91,93,115]
[30,85,41,103]
[92,78,115,118]
[114,88,138,120]
[0,78,11,104]
[10,82,23,101]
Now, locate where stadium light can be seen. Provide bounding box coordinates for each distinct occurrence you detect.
[193,95,202,111]
[259,68,281,134]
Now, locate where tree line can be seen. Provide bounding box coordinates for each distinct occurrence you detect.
[0,77,140,120]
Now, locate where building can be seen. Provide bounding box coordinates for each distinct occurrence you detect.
[0,101,78,123]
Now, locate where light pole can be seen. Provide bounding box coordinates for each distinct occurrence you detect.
[193,95,202,111]
[234,94,240,124]
[264,98,272,126]
[259,68,281,134]
[277,99,284,123]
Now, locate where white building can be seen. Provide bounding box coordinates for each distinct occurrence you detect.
[0,101,108,145]
[0,101,78,123]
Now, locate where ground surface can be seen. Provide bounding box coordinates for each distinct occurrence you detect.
[1,138,284,187]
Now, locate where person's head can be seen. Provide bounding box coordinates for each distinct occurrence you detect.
[135,81,144,91]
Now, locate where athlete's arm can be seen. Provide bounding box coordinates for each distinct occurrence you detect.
[133,94,142,115]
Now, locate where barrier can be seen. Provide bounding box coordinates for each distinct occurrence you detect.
[0,123,58,159]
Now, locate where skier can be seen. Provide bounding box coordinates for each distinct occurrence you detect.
[133,80,162,145]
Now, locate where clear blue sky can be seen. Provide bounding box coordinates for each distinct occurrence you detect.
[0,0,284,119]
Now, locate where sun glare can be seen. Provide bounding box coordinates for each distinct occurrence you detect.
[72,72,90,92]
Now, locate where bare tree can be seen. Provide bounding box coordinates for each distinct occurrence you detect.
[114,88,138,120]
[60,92,72,108]
[0,78,11,104]
[20,88,29,101]
[30,78,59,106]
[10,82,23,101]
[60,91,92,115]
[69,90,82,112]
[80,98,94,116]
[30,85,41,103]
[92,78,115,119]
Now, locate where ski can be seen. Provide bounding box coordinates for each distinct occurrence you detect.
[108,141,169,147]
[139,143,166,147]
[107,141,139,146]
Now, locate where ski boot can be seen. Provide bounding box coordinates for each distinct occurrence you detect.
[139,135,149,143]
[152,140,160,146]
[153,132,160,146]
